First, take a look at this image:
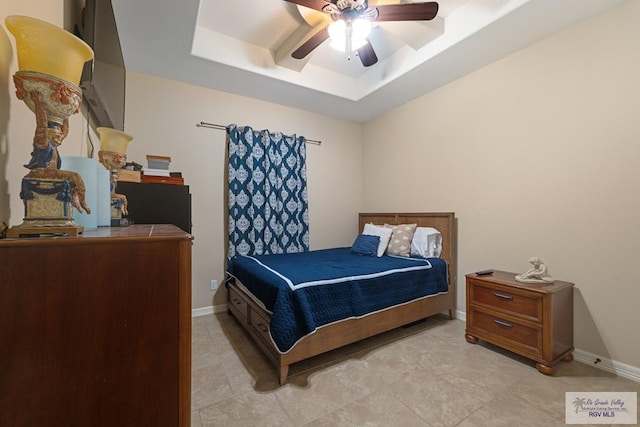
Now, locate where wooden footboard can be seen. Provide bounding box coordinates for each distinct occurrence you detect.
[227,212,456,385]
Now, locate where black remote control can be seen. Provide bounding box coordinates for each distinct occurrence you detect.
[475,269,493,276]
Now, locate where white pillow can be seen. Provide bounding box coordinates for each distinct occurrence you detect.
[411,227,442,258]
[362,223,393,257]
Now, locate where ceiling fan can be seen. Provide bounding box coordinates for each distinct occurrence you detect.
[285,0,439,67]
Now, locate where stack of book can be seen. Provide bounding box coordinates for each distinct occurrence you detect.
[117,169,141,183]
[141,154,184,185]
[146,154,171,170]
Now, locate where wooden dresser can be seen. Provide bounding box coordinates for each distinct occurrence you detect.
[465,270,574,374]
[0,225,192,426]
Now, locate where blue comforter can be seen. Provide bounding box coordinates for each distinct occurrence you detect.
[227,248,448,353]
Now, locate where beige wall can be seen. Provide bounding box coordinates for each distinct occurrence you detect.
[118,71,364,309]
[362,1,640,368]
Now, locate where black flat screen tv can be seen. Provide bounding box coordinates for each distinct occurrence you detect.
[77,0,126,131]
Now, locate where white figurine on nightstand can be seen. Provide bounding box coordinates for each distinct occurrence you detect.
[516,256,555,283]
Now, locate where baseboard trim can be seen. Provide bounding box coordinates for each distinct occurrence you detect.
[192,304,227,317]
[192,306,213,317]
[573,348,640,383]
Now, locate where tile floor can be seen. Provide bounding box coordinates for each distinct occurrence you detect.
[191,313,639,426]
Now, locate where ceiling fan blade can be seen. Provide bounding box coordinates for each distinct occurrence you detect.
[283,0,331,12]
[375,2,439,21]
[357,40,378,67]
[292,26,330,59]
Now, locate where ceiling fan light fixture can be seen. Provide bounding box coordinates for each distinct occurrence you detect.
[328,18,371,52]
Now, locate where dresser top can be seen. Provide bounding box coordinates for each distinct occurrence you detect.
[0,224,192,248]
[466,270,574,292]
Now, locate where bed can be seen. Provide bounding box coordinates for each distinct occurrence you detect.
[225,212,457,385]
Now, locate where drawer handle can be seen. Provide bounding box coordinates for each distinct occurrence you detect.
[493,319,513,328]
[256,322,268,333]
[493,292,513,300]
[232,298,241,305]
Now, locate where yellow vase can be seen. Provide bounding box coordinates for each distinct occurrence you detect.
[5,15,94,86]
[98,127,133,154]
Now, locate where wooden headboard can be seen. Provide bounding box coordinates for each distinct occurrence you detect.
[359,212,457,286]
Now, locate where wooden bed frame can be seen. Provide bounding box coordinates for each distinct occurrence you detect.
[226,212,457,385]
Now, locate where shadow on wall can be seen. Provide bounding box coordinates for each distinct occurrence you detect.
[574,287,611,363]
[0,26,12,226]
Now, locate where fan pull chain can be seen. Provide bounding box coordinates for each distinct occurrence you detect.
[346,21,353,61]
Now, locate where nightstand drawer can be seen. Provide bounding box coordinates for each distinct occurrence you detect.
[468,308,542,354]
[468,279,541,321]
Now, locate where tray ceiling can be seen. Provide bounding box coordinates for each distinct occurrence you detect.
[112,0,627,122]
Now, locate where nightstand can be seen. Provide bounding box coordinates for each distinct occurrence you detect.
[465,270,574,374]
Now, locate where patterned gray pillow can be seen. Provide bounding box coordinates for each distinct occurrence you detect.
[384,223,417,257]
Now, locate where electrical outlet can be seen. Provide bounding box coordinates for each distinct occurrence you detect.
[210,280,218,291]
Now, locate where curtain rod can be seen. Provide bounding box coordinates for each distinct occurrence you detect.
[196,121,321,145]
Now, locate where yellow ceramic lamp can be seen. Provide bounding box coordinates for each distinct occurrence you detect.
[98,127,133,154]
[5,15,93,85]
[5,16,95,237]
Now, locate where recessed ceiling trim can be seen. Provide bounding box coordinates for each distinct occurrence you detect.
[113,0,629,123]
[192,25,362,100]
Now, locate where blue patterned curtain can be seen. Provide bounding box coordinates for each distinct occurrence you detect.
[227,124,309,258]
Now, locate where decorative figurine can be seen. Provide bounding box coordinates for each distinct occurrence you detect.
[515,256,555,283]
[97,127,133,224]
[24,90,90,214]
[5,15,94,237]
